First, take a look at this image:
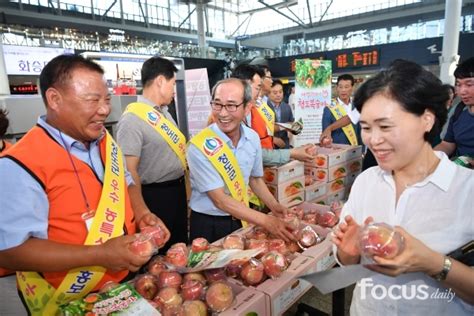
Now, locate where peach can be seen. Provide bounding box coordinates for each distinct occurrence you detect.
[268,239,289,255]
[205,281,234,312]
[240,258,265,285]
[183,272,206,284]
[303,213,318,225]
[318,211,339,228]
[321,137,332,147]
[203,268,226,284]
[222,234,245,250]
[129,233,156,257]
[191,237,209,253]
[147,256,168,276]
[283,213,300,232]
[181,279,205,301]
[305,144,317,155]
[134,274,159,300]
[154,287,183,311]
[225,258,247,278]
[157,271,183,289]
[141,224,167,248]
[297,226,321,249]
[166,246,188,267]
[359,222,404,259]
[261,251,288,279]
[286,241,302,253]
[246,239,268,257]
[183,300,208,316]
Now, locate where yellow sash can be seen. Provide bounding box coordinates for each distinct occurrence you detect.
[17,131,126,315]
[255,99,275,136]
[190,127,249,226]
[124,102,187,171]
[327,99,358,146]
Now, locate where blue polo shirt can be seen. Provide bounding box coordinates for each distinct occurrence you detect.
[0,116,133,250]
[187,123,263,216]
[444,105,474,157]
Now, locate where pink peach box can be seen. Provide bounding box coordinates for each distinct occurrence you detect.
[327,162,348,182]
[326,178,345,194]
[305,180,327,201]
[305,145,347,169]
[263,160,304,185]
[336,144,363,161]
[220,282,267,316]
[309,195,329,206]
[266,176,305,201]
[299,238,337,275]
[279,191,305,207]
[304,166,328,183]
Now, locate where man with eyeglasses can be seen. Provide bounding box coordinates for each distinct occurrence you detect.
[187,78,296,242]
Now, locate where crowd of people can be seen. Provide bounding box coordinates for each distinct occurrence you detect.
[0,54,472,315]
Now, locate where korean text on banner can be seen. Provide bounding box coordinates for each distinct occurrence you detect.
[185,68,212,138]
[293,59,332,147]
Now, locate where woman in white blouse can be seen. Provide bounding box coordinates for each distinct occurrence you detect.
[332,59,474,315]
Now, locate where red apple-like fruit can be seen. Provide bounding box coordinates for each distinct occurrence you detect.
[154,287,183,311]
[182,300,208,316]
[141,224,167,249]
[147,255,168,277]
[158,271,183,289]
[134,274,159,300]
[181,279,205,301]
[222,234,245,250]
[129,233,157,257]
[359,222,404,259]
[297,226,321,249]
[183,272,206,284]
[166,246,188,267]
[240,258,265,285]
[303,213,318,225]
[205,281,234,312]
[246,226,268,240]
[261,251,288,279]
[317,211,339,228]
[286,241,301,253]
[305,144,317,155]
[225,258,247,278]
[203,268,227,284]
[268,239,289,255]
[191,237,210,253]
[246,239,268,258]
[283,213,300,232]
[321,137,332,147]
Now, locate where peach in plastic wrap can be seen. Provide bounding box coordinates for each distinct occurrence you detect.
[183,272,206,284]
[191,237,210,253]
[134,274,159,300]
[261,251,289,279]
[154,287,183,312]
[181,279,205,301]
[166,246,188,267]
[283,213,301,232]
[203,268,227,284]
[268,239,289,255]
[297,225,322,249]
[222,234,245,250]
[359,222,404,259]
[183,300,208,316]
[140,224,167,249]
[129,233,157,257]
[158,271,183,289]
[240,258,265,286]
[317,210,339,228]
[147,255,168,277]
[205,281,234,312]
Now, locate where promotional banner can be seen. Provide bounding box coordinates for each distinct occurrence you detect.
[3,45,74,75]
[185,68,212,137]
[293,59,332,147]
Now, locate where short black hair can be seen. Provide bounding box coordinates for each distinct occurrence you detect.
[271,79,283,88]
[353,59,448,143]
[141,57,177,88]
[39,54,104,106]
[442,83,455,95]
[232,64,264,81]
[454,57,474,79]
[259,65,271,74]
[337,74,355,86]
[0,108,9,137]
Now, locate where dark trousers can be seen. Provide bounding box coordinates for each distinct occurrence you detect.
[190,211,242,243]
[142,176,188,252]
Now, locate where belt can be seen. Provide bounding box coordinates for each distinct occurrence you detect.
[144,176,185,188]
[191,210,240,222]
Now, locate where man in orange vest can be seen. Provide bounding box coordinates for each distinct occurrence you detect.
[0,54,170,314]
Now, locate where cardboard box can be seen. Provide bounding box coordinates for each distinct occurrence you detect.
[345,170,361,186]
[309,195,329,205]
[304,166,328,182]
[267,176,305,200]
[279,191,305,207]
[263,161,304,185]
[221,282,267,316]
[328,162,348,181]
[342,144,363,161]
[326,188,346,204]
[305,145,347,169]
[305,180,327,201]
[299,238,336,275]
[326,177,345,194]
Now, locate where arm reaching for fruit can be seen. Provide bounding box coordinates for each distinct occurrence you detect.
[248,176,287,218]
[0,235,153,273]
[290,144,316,163]
[332,215,373,265]
[367,227,474,305]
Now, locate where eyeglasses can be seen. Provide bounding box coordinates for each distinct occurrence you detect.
[264,76,273,80]
[210,101,244,112]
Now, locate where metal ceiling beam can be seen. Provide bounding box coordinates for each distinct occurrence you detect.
[286,6,306,26]
[231,13,252,37]
[306,0,312,26]
[241,0,297,15]
[102,0,118,19]
[138,0,149,27]
[256,0,307,28]
[319,0,334,23]
[178,7,196,30]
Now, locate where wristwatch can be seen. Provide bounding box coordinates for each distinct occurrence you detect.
[432,257,452,281]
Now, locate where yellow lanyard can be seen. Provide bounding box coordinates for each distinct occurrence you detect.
[327,99,358,146]
[255,100,275,135]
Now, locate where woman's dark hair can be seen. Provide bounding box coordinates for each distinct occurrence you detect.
[353,59,448,143]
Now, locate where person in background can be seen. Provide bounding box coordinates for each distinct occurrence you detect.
[117,56,187,251]
[0,109,12,153]
[268,79,294,149]
[187,78,296,242]
[0,54,169,314]
[288,85,296,114]
[333,59,473,314]
[435,57,474,161]
[321,74,361,146]
[258,64,273,104]
[231,64,314,165]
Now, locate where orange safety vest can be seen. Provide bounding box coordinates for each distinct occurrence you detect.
[250,105,273,149]
[2,126,136,290]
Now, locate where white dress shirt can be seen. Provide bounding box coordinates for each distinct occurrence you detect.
[335,151,474,315]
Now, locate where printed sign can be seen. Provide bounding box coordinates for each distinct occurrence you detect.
[185,68,212,138]
[293,59,332,146]
[3,45,74,75]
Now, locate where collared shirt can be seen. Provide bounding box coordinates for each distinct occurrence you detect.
[187,123,263,216]
[0,116,133,250]
[334,151,474,315]
[116,95,184,184]
[337,97,360,124]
